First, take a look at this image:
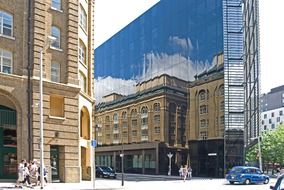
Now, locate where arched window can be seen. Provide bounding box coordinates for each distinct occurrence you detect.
[0,48,12,74]
[78,40,86,64]
[0,11,13,36]
[113,113,118,123]
[153,103,160,112]
[51,26,60,48]
[122,111,127,120]
[199,90,206,101]
[219,85,224,96]
[79,5,87,31]
[141,106,148,118]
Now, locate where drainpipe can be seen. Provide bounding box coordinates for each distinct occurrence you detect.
[27,0,34,161]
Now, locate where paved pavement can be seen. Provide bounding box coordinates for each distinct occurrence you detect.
[0,176,278,190]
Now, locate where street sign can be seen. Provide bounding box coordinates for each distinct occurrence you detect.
[91,140,97,147]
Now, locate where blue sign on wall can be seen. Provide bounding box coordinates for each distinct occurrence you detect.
[91,140,97,147]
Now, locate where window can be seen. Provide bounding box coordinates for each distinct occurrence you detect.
[122,111,127,120]
[200,131,208,140]
[50,95,64,117]
[199,90,206,101]
[263,125,267,130]
[271,124,275,129]
[271,112,274,117]
[131,109,137,128]
[199,105,207,115]
[154,115,160,125]
[51,26,60,48]
[155,127,160,133]
[51,62,60,82]
[131,119,137,128]
[123,131,127,137]
[277,117,280,122]
[132,130,137,136]
[141,107,148,118]
[113,113,118,123]
[122,123,127,129]
[261,120,264,125]
[0,48,12,74]
[153,103,160,112]
[220,116,225,125]
[79,72,86,92]
[220,101,224,111]
[269,119,272,124]
[219,85,224,96]
[0,11,13,36]
[264,114,267,119]
[200,119,207,128]
[78,40,86,64]
[105,116,110,122]
[280,110,283,116]
[79,5,87,31]
[51,0,61,10]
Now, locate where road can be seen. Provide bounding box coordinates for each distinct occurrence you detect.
[0,174,277,190]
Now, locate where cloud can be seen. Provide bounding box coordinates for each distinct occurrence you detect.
[94,76,136,103]
[95,36,213,103]
[168,36,194,56]
[139,52,211,82]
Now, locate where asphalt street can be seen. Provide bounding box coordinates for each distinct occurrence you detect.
[0,174,277,190]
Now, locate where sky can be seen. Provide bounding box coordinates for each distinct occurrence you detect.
[259,0,284,93]
[94,0,284,95]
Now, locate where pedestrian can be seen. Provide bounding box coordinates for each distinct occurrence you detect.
[23,162,32,187]
[187,165,192,180]
[15,159,25,188]
[179,165,184,179]
[37,165,48,186]
[183,165,188,182]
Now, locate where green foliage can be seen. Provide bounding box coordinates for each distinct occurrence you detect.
[246,125,284,166]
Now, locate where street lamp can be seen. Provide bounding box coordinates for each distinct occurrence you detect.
[250,136,262,171]
[167,152,173,176]
[120,152,124,186]
[39,36,56,189]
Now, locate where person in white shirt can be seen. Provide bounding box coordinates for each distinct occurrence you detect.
[15,159,26,188]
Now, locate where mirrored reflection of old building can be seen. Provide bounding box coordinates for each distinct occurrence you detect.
[188,54,225,178]
[95,74,189,175]
[95,0,248,177]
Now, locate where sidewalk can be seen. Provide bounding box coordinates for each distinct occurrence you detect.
[0,180,124,190]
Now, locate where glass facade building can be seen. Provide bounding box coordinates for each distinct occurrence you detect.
[243,0,260,147]
[95,0,245,177]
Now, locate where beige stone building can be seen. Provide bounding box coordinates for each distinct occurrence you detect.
[0,0,94,182]
[95,74,189,175]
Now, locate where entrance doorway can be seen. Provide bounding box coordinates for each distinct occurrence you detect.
[50,146,60,182]
[0,105,17,179]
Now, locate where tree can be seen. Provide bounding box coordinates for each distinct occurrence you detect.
[246,125,284,169]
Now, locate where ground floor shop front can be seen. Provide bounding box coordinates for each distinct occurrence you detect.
[95,142,189,176]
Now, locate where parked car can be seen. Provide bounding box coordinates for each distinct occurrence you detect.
[270,174,284,190]
[226,166,269,185]
[96,166,117,179]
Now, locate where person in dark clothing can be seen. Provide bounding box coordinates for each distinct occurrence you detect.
[37,166,48,186]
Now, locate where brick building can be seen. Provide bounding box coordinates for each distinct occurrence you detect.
[0,0,94,182]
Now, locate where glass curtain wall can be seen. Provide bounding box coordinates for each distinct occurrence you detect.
[95,0,245,176]
[243,0,260,147]
[223,0,245,173]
